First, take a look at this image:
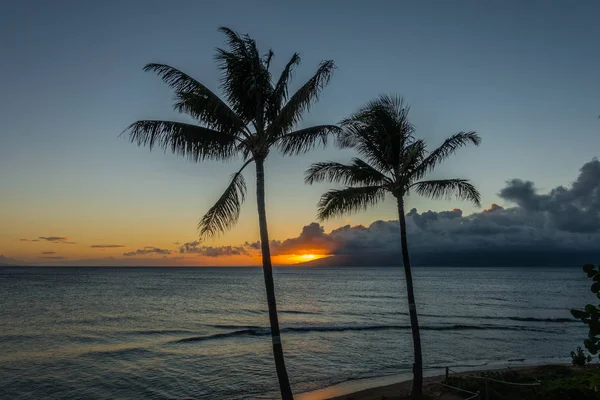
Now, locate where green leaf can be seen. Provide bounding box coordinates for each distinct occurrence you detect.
[592,282,600,294]
[197,159,252,237]
[585,304,597,314]
[571,309,588,319]
[410,179,481,208]
[316,186,386,221]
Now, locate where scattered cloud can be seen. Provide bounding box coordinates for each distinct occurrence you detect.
[19,238,39,242]
[41,251,56,255]
[90,244,126,248]
[39,236,67,241]
[40,256,67,260]
[123,246,171,256]
[179,241,249,257]
[38,237,76,244]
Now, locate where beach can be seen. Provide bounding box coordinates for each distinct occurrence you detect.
[299,365,553,400]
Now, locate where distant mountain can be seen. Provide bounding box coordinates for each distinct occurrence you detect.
[297,250,600,267]
[0,255,26,266]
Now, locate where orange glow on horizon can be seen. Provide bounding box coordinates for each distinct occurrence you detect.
[281,253,330,264]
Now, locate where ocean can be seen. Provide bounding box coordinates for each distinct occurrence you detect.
[0,266,592,399]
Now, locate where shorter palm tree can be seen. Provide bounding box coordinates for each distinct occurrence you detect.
[305,94,481,397]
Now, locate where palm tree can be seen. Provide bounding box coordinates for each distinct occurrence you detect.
[123,27,339,400]
[305,94,481,397]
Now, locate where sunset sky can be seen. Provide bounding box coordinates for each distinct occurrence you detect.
[1,1,599,266]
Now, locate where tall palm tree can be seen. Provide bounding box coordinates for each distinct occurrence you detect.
[123,27,339,400]
[305,95,481,397]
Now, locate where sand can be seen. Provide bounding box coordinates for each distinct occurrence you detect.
[298,365,547,400]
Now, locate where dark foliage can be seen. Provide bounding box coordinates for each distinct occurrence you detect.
[571,264,600,361]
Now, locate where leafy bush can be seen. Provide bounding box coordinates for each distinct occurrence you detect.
[570,264,600,361]
[442,365,600,400]
[572,346,593,366]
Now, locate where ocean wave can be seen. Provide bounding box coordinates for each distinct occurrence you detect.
[206,324,263,330]
[172,324,547,344]
[122,329,196,335]
[175,328,270,343]
[342,310,574,323]
[280,310,321,315]
[418,313,575,323]
[502,317,574,323]
[83,346,158,358]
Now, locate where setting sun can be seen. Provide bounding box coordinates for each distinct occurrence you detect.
[278,253,330,264]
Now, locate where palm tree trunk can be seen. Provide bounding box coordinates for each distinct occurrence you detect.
[396,196,423,397]
[255,158,294,400]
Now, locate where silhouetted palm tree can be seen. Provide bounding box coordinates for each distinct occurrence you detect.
[305,94,481,397]
[124,27,339,400]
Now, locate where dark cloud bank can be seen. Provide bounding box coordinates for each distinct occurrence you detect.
[295,159,600,267]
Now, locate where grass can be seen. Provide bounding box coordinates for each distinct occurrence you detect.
[444,364,600,400]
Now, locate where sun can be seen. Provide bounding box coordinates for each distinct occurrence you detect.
[280,253,329,264]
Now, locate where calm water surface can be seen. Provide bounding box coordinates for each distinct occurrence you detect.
[0,267,592,399]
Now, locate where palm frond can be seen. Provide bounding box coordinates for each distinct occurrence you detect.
[275,125,340,155]
[317,186,386,220]
[338,117,393,173]
[172,91,247,137]
[123,120,238,162]
[305,158,391,186]
[267,53,301,121]
[338,94,413,173]
[397,139,426,179]
[143,63,206,93]
[144,63,246,135]
[412,132,481,180]
[263,49,274,71]
[409,179,481,207]
[217,27,249,57]
[198,159,253,237]
[268,60,336,137]
[215,27,272,125]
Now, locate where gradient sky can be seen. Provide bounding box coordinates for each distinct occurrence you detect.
[1,1,599,265]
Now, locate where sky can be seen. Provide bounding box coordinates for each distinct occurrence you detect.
[1,1,599,266]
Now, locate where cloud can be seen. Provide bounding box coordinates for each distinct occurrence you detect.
[41,251,56,255]
[40,256,67,259]
[179,241,249,257]
[244,223,337,256]
[123,246,171,256]
[38,237,76,244]
[90,244,126,248]
[279,159,600,266]
[498,159,600,233]
[19,239,39,242]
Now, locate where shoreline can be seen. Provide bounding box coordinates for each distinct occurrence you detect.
[296,361,566,400]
